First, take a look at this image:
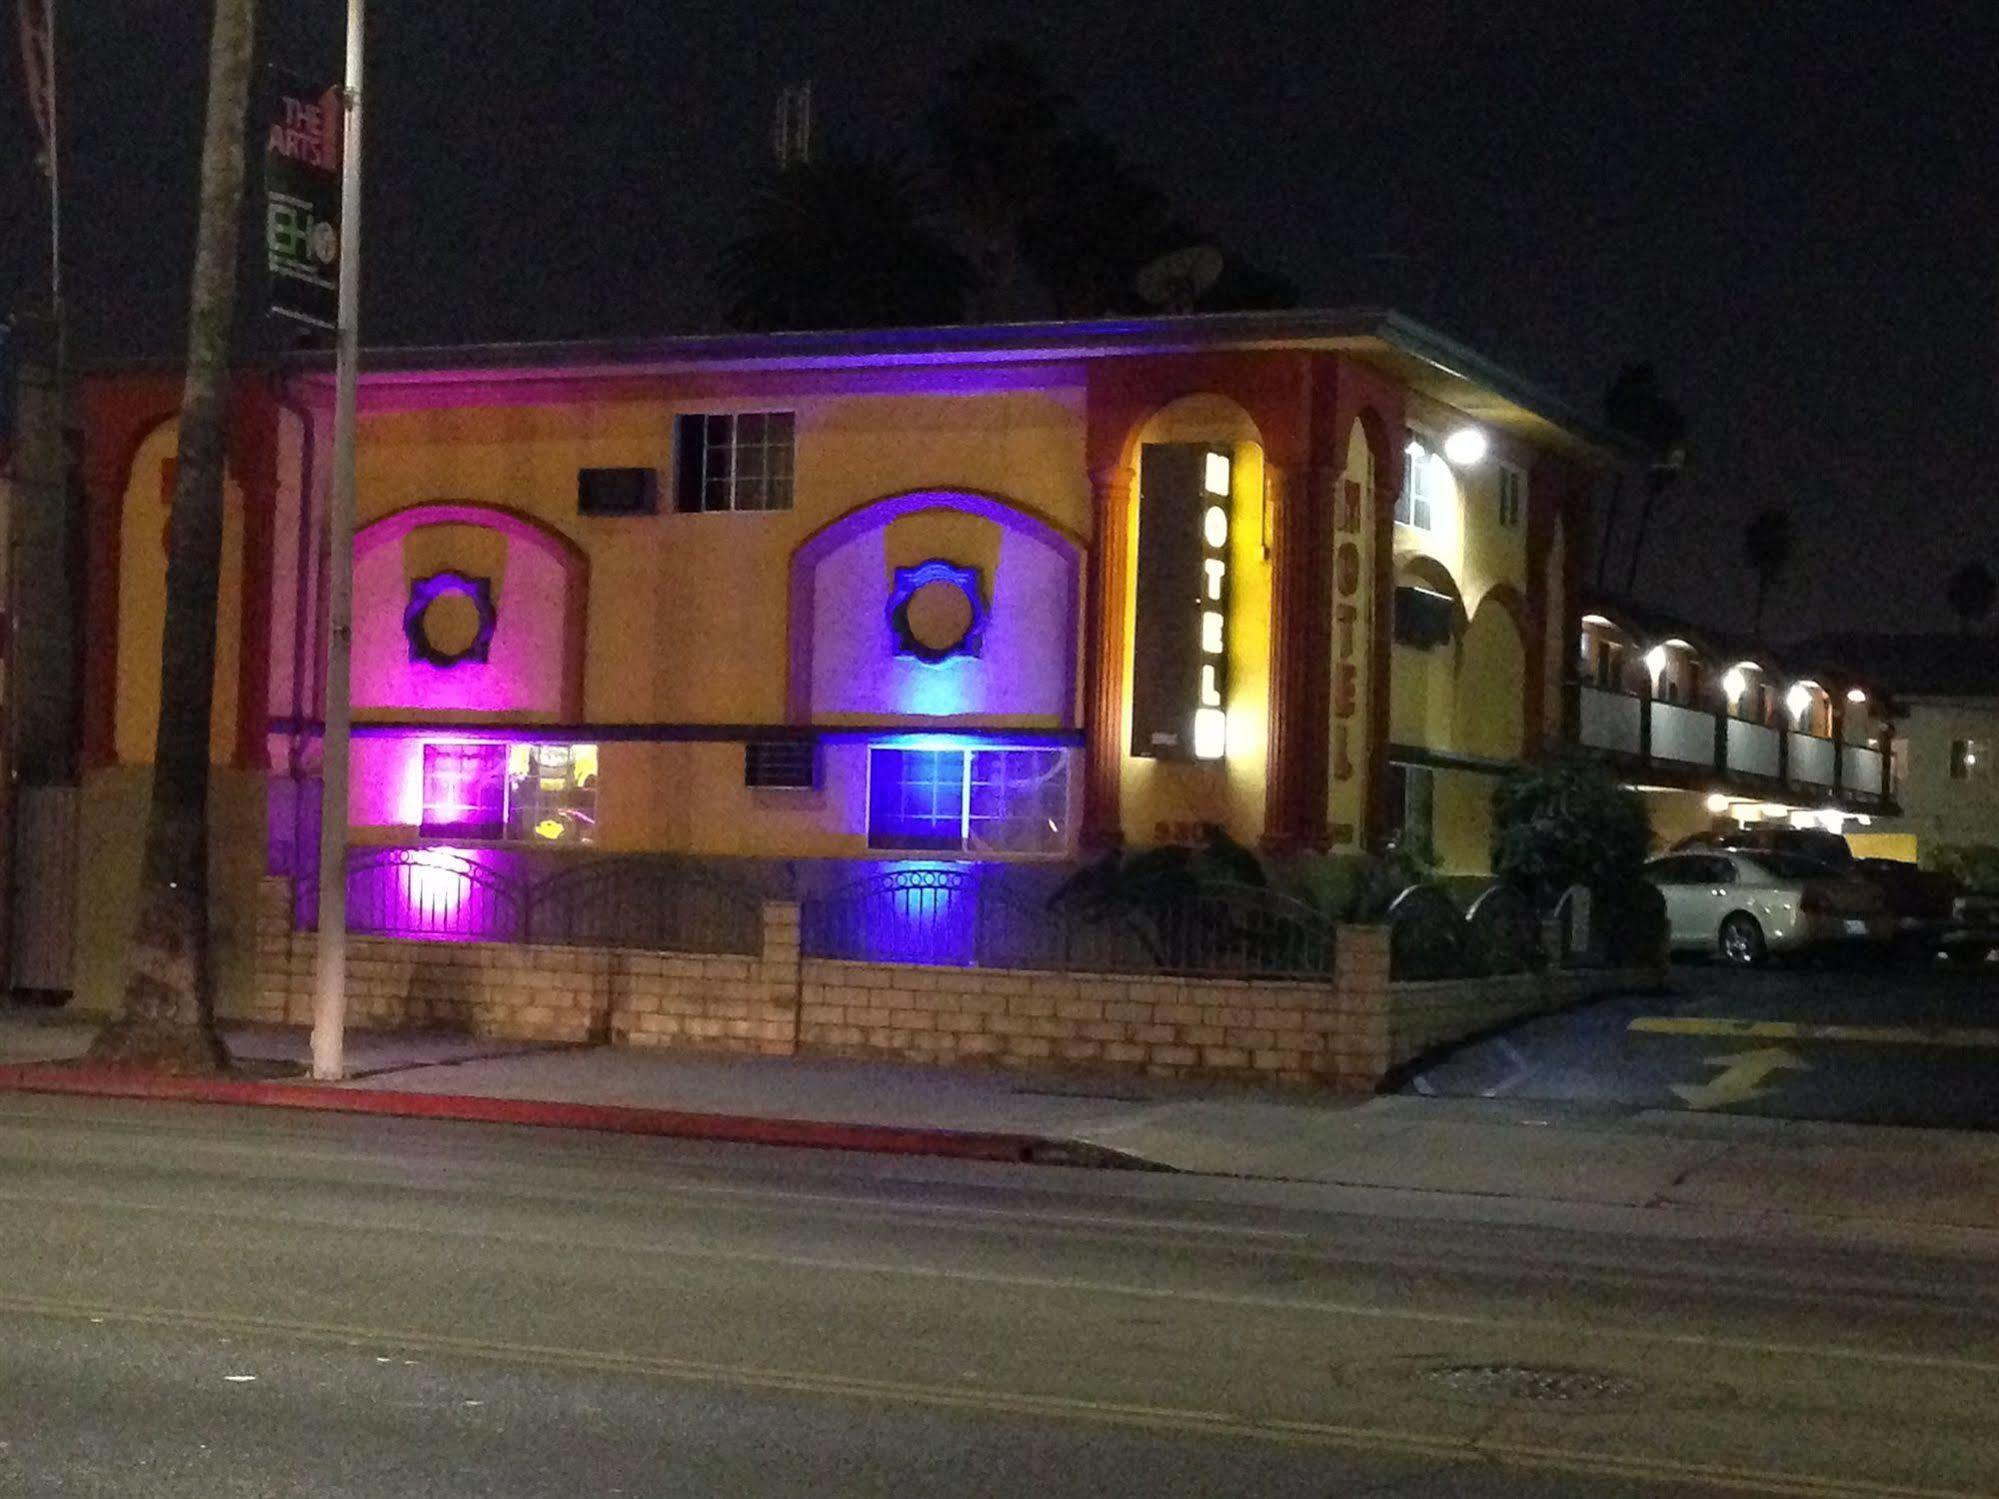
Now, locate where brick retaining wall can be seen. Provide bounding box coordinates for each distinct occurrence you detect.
[247,877,1658,1090]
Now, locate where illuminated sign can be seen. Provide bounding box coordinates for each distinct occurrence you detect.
[1131,443,1232,761]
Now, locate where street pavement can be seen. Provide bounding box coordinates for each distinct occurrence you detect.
[1404,961,1999,1129]
[1,1093,1996,1497]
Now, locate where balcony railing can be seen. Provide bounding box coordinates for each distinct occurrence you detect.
[1571,683,1890,807]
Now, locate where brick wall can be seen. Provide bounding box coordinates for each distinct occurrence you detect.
[248,879,1655,1090]
[245,877,800,1053]
[794,926,1387,1087]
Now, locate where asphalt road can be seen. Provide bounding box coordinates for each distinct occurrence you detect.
[0,1096,1996,1496]
[1404,962,1999,1129]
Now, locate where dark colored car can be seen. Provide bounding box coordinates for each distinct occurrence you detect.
[1944,888,1999,968]
[1853,857,1960,959]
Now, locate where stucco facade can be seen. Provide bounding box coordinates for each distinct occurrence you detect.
[64,312,1616,1010]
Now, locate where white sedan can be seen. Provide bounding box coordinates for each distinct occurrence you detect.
[1642,850,1891,966]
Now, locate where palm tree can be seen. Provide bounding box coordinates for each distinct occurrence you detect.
[715,150,974,332]
[928,42,1071,319]
[1601,362,1688,595]
[89,0,257,1071]
[1946,561,1996,633]
[1743,506,1793,640]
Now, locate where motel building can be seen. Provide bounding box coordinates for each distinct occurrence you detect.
[45,309,1755,1012]
[1572,603,1898,852]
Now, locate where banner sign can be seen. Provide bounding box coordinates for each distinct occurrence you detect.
[264,77,342,330]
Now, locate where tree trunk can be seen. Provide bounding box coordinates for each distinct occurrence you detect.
[1594,471,1623,590]
[1622,478,1656,597]
[90,0,258,1072]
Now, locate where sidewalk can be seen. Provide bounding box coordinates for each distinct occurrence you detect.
[6,1009,1998,1246]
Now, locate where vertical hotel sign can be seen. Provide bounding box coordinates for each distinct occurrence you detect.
[1326,431,1372,847]
[264,78,342,330]
[1130,443,1232,761]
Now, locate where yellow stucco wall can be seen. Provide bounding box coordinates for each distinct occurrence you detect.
[1115,396,1271,849]
[114,421,247,767]
[350,388,1091,729]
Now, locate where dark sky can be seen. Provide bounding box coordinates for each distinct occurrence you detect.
[3,1,1994,637]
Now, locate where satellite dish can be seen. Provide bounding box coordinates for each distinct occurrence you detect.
[1135,245,1224,313]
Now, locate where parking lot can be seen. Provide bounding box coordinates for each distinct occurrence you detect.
[1402,959,1999,1130]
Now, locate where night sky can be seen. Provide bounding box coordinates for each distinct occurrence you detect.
[3,1,1993,636]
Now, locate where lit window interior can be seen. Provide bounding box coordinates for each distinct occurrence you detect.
[419,741,597,844]
[867,745,1070,855]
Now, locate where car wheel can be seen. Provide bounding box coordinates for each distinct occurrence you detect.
[1719,913,1767,968]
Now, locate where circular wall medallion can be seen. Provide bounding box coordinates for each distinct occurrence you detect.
[405,570,497,667]
[887,559,987,664]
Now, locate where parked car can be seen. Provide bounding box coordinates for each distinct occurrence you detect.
[1675,826,1856,868]
[1944,888,1999,968]
[1678,829,1968,964]
[1642,849,1891,965]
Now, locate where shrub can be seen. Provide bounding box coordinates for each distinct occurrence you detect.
[1491,758,1652,911]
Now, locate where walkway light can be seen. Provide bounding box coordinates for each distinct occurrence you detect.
[1644,645,1668,678]
[1443,426,1488,466]
[1786,683,1814,722]
[1846,687,1868,705]
[1722,667,1747,701]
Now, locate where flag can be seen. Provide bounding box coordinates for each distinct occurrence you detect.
[16,0,54,179]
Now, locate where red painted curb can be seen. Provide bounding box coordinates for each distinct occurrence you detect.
[0,1064,1048,1163]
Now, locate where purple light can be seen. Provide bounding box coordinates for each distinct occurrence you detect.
[420,742,506,839]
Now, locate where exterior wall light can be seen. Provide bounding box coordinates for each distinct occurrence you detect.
[1786,683,1814,722]
[1705,793,1731,815]
[1644,645,1668,678]
[1443,427,1488,466]
[1846,687,1868,705]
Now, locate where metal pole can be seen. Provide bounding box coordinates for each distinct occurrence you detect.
[310,0,363,1081]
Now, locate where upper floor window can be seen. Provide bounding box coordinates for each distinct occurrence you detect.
[1950,738,1993,781]
[1397,438,1440,531]
[1497,464,1525,528]
[673,411,795,513]
[866,744,1070,856]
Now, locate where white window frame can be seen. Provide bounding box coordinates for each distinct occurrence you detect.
[864,744,1074,858]
[1397,433,1440,531]
[675,410,796,513]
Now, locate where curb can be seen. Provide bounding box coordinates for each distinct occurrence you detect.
[0,1064,1095,1165]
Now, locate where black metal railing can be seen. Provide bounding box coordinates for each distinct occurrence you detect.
[293,849,763,955]
[1388,881,1549,981]
[800,866,1338,979]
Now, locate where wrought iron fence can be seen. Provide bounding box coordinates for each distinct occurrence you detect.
[1462,884,1545,976]
[800,867,1338,978]
[525,861,761,955]
[1386,884,1468,981]
[293,850,763,955]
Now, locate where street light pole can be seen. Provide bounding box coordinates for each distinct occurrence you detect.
[310,0,364,1082]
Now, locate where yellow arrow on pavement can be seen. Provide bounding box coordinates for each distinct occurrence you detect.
[1669,1047,1810,1111]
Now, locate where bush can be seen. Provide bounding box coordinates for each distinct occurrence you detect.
[1282,843,1428,924]
[1491,758,1652,911]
